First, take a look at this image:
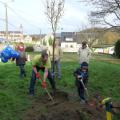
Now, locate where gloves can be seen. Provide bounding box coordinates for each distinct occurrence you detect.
[36,72,40,79]
[41,81,46,89]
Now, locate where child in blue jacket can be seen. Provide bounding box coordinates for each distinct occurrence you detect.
[74,62,88,103]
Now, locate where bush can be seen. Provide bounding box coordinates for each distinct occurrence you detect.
[25,46,34,52]
[114,39,120,58]
[48,37,53,46]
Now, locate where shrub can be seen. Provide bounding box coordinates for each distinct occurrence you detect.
[48,37,53,46]
[43,40,47,46]
[25,46,34,52]
[114,39,120,58]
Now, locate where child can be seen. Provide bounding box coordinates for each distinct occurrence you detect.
[74,62,88,103]
[14,42,27,78]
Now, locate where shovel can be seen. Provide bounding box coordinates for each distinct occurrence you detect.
[80,79,89,97]
[38,78,58,105]
[43,86,59,106]
[44,87,54,102]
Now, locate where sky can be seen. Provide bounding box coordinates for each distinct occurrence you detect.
[0,0,93,34]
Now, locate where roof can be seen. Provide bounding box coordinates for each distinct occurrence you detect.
[0,31,21,34]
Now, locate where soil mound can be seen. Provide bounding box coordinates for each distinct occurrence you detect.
[24,91,106,120]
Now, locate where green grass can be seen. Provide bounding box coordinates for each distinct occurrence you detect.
[0,53,120,120]
[58,59,120,100]
[0,62,32,120]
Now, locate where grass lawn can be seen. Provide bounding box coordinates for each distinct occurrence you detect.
[0,53,120,120]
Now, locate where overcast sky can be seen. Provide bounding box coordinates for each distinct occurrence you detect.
[0,0,93,34]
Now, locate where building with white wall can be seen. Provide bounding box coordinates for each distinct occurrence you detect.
[0,31,23,42]
[61,42,80,52]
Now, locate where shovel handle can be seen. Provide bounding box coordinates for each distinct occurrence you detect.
[38,78,54,102]
[80,79,89,97]
[45,88,54,102]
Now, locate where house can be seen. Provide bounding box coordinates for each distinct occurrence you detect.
[61,42,80,52]
[24,35,32,43]
[0,31,23,42]
[61,32,76,42]
[60,32,79,52]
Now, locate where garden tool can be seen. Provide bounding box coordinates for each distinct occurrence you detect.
[38,78,54,101]
[80,79,89,97]
[38,78,58,105]
[44,87,54,102]
[43,87,59,106]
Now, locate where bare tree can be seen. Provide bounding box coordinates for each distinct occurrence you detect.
[79,0,120,30]
[76,23,104,48]
[45,0,64,80]
[87,19,105,47]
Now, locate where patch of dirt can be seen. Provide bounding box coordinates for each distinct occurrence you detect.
[24,90,107,120]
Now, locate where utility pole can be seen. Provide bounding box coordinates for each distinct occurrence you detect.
[0,0,14,41]
[39,29,42,45]
[20,24,23,42]
[5,3,8,41]
[39,29,41,40]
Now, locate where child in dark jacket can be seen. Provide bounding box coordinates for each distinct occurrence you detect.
[15,42,27,78]
[74,62,88,103]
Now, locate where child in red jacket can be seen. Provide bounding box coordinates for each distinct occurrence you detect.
[15,42,27,78]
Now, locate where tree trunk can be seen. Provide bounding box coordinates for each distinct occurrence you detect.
[52,32,56,81]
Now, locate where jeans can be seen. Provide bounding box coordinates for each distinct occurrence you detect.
[51,60,61,79]
[19,65,26,78]
[77,87,85,100]
[76,79,87,100]
[29,68,56,95]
